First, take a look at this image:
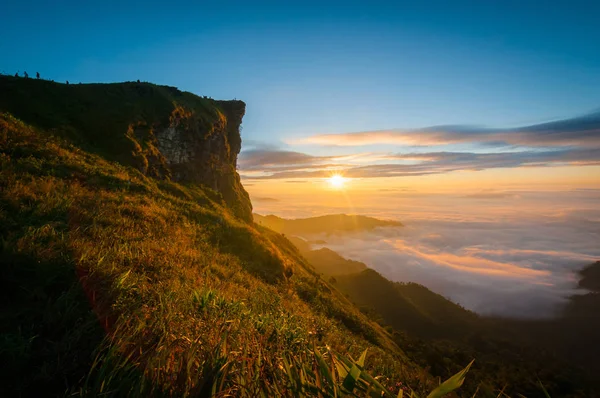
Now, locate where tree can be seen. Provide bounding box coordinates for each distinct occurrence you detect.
[36,72,40,79]
[66,80,69,85]
[14,72,18,77]
[23,71,29,78]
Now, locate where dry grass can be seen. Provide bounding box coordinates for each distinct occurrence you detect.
[1,113,450,397]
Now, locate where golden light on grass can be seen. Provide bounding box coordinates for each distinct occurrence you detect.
[328,174,347,189]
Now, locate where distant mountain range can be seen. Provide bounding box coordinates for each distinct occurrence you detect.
[253,213,402,235]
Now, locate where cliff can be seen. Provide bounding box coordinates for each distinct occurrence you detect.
[0,76,252,221]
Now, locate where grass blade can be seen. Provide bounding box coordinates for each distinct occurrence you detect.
[426,359,474,398]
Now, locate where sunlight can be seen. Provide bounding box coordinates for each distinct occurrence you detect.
[328,174,347,189]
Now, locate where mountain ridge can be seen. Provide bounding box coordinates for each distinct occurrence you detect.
[253,213,403,235]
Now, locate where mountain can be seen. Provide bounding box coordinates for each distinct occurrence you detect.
[289,237,479,339]
[1,76,440,397]
[0,75,252,221]
[253,213,402,235]
[577,261,600,292]
[288,237,367,275]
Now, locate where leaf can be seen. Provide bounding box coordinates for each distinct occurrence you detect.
[426,359,474,398]
[538,380,551,398]
[357,348,368,368]
[340,349,367,393]
[335,358,349,381]
[342,361,362,393]
[315,349,335,391]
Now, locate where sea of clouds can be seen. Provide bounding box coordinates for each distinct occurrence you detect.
[253,189,600,318]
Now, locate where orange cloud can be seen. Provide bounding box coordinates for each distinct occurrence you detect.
[389,240,551,279]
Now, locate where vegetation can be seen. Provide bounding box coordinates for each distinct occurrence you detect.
[288,237,367,276]
[0,106,459,396]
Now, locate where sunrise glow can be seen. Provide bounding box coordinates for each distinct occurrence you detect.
[328,174,347,189]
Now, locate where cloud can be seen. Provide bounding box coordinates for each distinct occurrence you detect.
[238,149,335,170]
[239,111,600,180]
[305,210,599,318]
[240,148,600,180]
[463,190,519,199]
[292,111,600,147]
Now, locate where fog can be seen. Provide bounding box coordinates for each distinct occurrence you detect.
[253,189,600,318]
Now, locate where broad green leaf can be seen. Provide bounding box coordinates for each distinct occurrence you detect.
[426,359,474,398]
[342,362,362,393]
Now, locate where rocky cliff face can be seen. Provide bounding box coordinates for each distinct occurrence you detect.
[0,77,252,221]
[153,101,252,221]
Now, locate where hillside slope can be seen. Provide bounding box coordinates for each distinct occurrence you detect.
[0,77,448,397]
[289,237,479,339]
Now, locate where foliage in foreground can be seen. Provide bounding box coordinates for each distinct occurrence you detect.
[77,322,474,398]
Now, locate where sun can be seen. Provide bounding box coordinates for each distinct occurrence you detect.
[328,174,347,189]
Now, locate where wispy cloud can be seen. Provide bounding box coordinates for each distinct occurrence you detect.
[239,111,600,180]
[291,111,600,147]
[240,148,600,179]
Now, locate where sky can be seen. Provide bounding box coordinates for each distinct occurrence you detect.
[2,2,600,192]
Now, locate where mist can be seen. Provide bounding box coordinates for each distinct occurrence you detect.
[254,189,600,318]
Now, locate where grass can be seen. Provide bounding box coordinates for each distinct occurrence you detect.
[0,112,449,396]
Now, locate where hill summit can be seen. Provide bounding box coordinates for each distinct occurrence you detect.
[0,76,252,221]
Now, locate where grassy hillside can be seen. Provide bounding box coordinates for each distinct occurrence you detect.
[254,213,402,235]
[0,112,431,396]
[0,77,484,397]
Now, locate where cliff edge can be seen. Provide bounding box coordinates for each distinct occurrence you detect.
[0,76,252,221]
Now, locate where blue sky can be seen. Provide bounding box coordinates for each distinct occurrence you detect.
[2,1,600,181]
